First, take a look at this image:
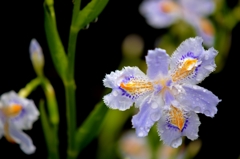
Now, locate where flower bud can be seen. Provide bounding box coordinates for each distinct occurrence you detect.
[29,39,44,76]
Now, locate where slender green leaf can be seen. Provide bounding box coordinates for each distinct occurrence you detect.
[39,100,60,159]
[75,101,108,155]
[44,3,68,81]
[41,77,60,127]
[74,0,109,30]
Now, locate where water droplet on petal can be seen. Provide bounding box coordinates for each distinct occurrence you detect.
[112,90,118,96]
[138,131,144,137]
[151,102,158,109]
[204,65,215,71]
[204,54,209,60]
[194,106,201,113]
[204,110,210,116]
[145,127,150,132]
[193,85,198,89]
[203,89,206,92]
[151,113,160,121]
[171,137,182,148]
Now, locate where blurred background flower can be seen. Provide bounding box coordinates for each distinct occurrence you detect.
[140,0,215,46]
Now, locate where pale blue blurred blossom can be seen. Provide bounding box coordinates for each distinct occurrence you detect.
[119,131,150,159]
[103,37,220,148]
[0,91,39,154]
[139,0,215,46]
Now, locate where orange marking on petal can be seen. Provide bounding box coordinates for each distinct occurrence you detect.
[200,18,214,36]
[169,106,185,131]
[120,80,153,94]
[4,122,15,143]
[172,58,198,82]
[160,1,179,13]
[1,104,22,117]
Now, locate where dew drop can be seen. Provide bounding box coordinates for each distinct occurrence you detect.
[151,102,158,109]
[145,127,150,132]
[194,106,201,113]
[112,90,118,96]
[138,131,144,137]
[171,137,182,148]
[193,85,198,89]
[196,77,202,82]
[151,113,160,121]
[204,54,209,60]
[204,110,210,116]
[204,65,214,71]
[203,89,206,92]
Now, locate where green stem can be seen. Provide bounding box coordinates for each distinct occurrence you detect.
[65,1,81,159]
[18,78,41,98]
[67,29,78,79]
[65,80,77,159]
[68,0,81,79]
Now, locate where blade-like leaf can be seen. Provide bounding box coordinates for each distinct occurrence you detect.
[75,101,108,155]
[39,100,60,159]
[44,4,68,81]
[74,0,109,30]
[41,77,59,127]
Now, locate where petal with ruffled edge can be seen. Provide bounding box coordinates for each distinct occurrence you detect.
[8,124,36,154]
[103,67,154,110]
[176,84,221,117]
[132,97,162,137]
[170,37,218,84]
[146,48,170,80]
[158,109,200,148]
[158,112,182,148]
[182,112,200,140]
[180,0,215,16]
[10,100,39,130]
[139,0,180,29]
[0,91,39,130]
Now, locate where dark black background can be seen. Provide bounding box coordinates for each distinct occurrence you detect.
[0,0,239,158]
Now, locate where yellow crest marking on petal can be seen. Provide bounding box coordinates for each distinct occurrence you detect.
[120,79,153,94]
[172,58,198,82]
[4,122,15,143]
[1,104,22,117]
[160,1,180,13]
[169,106,185,131]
